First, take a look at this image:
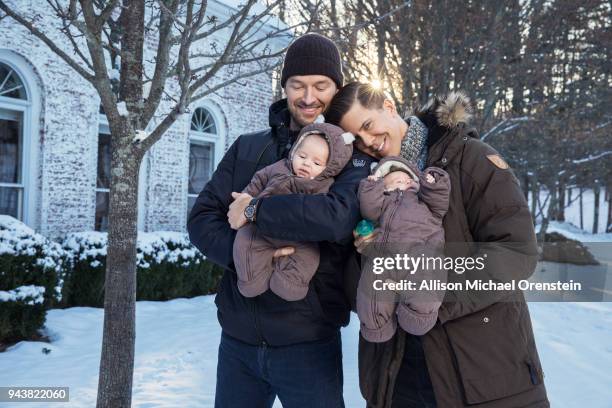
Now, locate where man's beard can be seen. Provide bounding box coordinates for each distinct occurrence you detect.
[288,102,325,127]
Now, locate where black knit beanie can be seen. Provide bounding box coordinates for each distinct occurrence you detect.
[280,33,343,88]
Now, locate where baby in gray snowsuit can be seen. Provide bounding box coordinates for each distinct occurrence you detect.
[233,122,354,301]
[357,156,450,342]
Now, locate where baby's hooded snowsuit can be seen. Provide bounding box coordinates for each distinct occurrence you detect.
[357,156,450,342]
[233,122,354,301]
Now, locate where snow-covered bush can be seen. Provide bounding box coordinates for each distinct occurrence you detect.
[0,285,46,346]
[0,216,68,344]
[61,231,223,307]
[0,215,68,305]
[136,232,223,301]
[60,232,107,307]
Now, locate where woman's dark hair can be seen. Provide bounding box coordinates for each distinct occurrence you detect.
[325,82,387,126]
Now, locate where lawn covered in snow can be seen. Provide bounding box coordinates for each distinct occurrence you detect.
[1,296,611,408]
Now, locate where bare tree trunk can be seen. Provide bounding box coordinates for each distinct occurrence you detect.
[556,180,565,221]
[607,185,612,233]
[96,2,145,407]
[539,186,557,242]
[531,179,538,221]
[592,184,600,234]
[96,127,142,408]
[579,187,584,230]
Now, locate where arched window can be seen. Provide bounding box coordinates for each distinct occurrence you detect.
[0,61,30,221]
[188,106,223,214]
[191,106,217,134]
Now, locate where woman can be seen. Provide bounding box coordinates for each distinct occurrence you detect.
[327,82,550,408]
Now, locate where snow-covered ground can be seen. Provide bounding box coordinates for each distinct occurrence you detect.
[530,188,610,234]
[2,222,611,407]
[1,296,611,408]
[537,220,612,243]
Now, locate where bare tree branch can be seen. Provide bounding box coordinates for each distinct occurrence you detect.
[142,0,181,124]
[0,0,96,82]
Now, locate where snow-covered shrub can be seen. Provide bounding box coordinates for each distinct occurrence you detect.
[136,232,223,301]
[0,216,67,305]
[61,231,223,307]
[0,285,46,346]
[0,216,68,344]
[60,232,107,307]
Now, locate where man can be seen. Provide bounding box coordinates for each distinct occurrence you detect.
[187,33,373,408]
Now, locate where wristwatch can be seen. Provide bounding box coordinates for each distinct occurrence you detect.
[244,198,259,223]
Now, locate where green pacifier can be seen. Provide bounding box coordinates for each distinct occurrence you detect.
[354,219,375,237]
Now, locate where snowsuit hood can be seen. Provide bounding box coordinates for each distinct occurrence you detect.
[288,122,354,180]
[371,156,421,187]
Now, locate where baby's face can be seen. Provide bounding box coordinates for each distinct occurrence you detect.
[383,171,415,191]
[292,134,329,179]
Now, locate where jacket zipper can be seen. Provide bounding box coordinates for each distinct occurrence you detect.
[374,191,403,328]
[251,299,266,346]
[249,133,278,348]
[247,131,282,347]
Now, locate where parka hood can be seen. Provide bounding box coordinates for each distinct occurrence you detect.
[419,91,474,128]
[269,98,291,129]
[415,91,477,149]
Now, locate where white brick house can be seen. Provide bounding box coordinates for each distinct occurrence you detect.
[0,1,289,239]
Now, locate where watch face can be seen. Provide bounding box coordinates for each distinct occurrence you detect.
[245,205,255,219]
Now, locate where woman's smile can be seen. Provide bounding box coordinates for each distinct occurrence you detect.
[375,136,386,153]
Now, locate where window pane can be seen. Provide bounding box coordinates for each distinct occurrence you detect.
[189,143,214,195]
[0,186,22,218]
[0,117,22,184]
[0,63,27,100]
[97,133,111,189]
[191,108,217,134]
[95,191,109,232]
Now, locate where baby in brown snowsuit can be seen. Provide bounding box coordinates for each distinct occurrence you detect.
[233,122,354,301]
[356,156,450,342]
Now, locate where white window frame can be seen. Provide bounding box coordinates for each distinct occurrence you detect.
[187,102,225,219]
[0,50,41,228]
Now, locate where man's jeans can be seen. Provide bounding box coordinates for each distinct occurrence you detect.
[215,332,345,408]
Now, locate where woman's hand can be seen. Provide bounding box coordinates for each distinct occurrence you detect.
[353,229,378,254]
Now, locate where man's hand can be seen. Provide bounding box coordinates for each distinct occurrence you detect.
[228,192,252,230]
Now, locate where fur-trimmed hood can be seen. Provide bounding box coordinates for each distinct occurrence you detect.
[418,91,473,128]
[415,91,477,149]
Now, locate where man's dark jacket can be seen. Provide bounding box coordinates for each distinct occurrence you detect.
[187,99,373,346]
[352,92,550,408]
